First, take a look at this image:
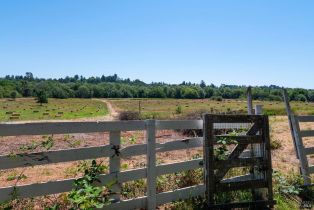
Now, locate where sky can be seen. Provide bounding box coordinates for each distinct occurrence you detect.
[0,1,314,88]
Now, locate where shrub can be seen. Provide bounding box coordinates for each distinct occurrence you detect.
[175,105,182,114]
[211,96,223,101]
[119,111,141,120]
[10,91,17,100]
[36,90,48,104]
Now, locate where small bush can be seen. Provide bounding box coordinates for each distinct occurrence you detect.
[175,105,182,114]
[211,96,223,101]
[118,111,141,120]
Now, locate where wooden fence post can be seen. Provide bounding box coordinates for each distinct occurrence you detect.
[146,120,156,210]
[109,131,121,202]
[253,105,268,203]
[247,87,253,114]
[203,114,215,207]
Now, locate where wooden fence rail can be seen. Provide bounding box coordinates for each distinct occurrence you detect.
[0,119,250,209]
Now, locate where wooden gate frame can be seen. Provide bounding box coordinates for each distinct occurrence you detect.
[283,89,314,185]
[203,114,274,209]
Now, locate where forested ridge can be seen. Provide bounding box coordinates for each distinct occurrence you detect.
[0,72,312,102]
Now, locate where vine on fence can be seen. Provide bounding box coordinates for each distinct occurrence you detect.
[67,160,113,210]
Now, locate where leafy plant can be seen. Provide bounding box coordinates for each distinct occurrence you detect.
[273,171,302,195]
[68,160,112,209]
[128,136,137,144]
[19,141,39,151]
[214,138,238,160]
[41,136,54,150]
[175,105,182,114]
[19,135,54,152]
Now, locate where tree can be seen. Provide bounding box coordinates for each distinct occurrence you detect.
[200,80,206,88]
[25,72,34,81]
[10,91,17,100]
[36,90,48,105]
[77,85,92,98]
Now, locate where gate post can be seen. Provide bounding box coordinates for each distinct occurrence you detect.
[146,120,156,210]
[203,114,215,206]
[109,131,121,202]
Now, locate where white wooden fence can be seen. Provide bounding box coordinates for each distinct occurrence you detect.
[0,120,249,209]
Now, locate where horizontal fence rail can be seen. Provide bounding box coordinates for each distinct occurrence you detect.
[0,120,251,209]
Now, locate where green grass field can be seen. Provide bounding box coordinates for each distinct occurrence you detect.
[0,98,108,121]
[109,98,314,119]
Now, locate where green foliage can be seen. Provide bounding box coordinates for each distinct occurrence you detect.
[10,91,17,100]
[273,171,302,196]
[175,105,182,114]
[68,160,111,210]
[214,136,238,161]
[36,90,48,104]
[211,96,223,101]
[19,135,54,153]
[2,72,313,101]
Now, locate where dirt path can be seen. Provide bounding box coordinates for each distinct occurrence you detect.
[97,99,119,120]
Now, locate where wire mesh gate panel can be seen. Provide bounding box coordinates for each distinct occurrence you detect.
[203,114,274,209]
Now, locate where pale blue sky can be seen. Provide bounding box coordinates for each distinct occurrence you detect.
[0,1,313,88]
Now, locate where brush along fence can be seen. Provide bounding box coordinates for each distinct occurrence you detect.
[203,114,274,209]
[0,120,254,209]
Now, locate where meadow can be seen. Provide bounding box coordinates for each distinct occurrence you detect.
[109,98,314,119]
[0,98,108,121]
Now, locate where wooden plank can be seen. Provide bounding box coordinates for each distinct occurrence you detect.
[0,158,205,201]
[120,144,146,157]
[214,135,263,144]
[214,157,265,169]
[0,138,203,170]
[102,185,206,210]
[146,120,156,210]
[220,174,253,183]
[156,137,203,153]
[304,147,314,155]
[0,121,146,136]
[205,114,263,123]
[291,115,312,185]
[297,115,314,122]
[300,130,314,138]
[283,89,299,159]
[0,145,112,170]
[156,159,203,175]
[101,197,147,210]
[109,131,121,202]
[156,120,202,130]
[216,179,267,192]
[156,184,205,206]
[0,168,147,201]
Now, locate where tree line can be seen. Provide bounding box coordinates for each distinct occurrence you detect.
[0,72,312,102]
